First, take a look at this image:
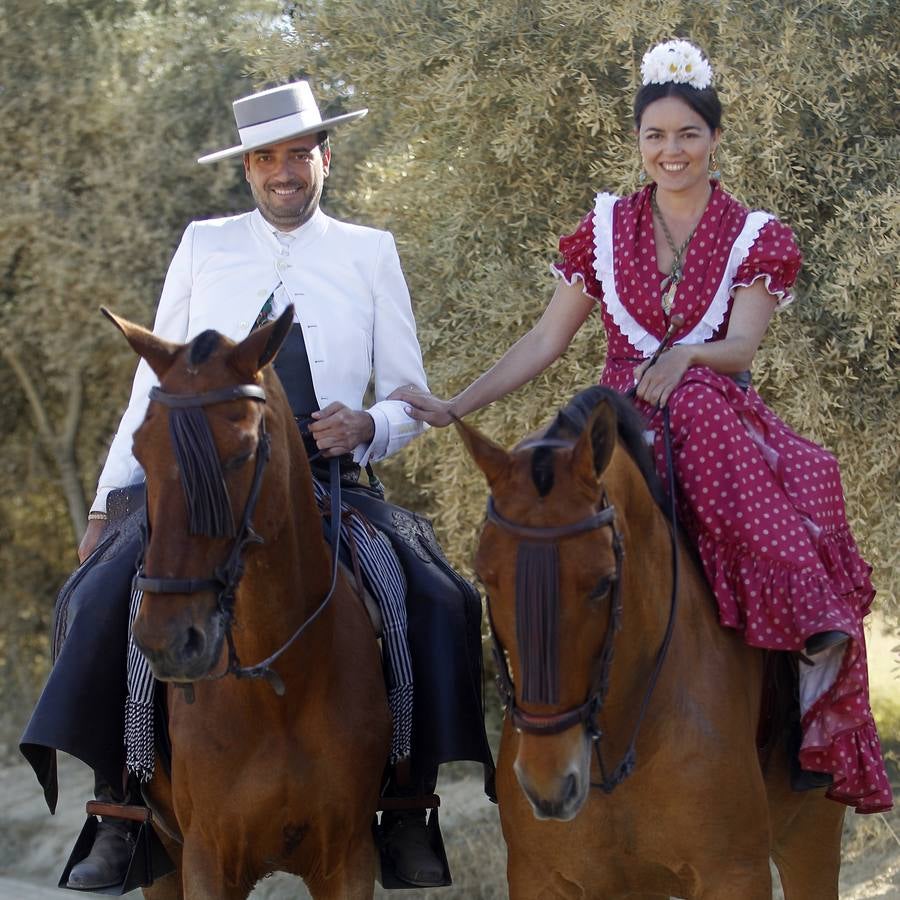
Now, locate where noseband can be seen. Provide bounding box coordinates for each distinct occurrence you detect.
[132,382,344,695]
[485,430,680,794]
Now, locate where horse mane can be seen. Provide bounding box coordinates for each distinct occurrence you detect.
[533,385,667,511]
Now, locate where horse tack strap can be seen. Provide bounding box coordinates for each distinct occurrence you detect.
[133,575,222,594]
[377,794,441,812]
[510,700,597,736]
[486,496,616,542]
[149,384,266,408]
[86,801,153,824]
[226,455,345,691]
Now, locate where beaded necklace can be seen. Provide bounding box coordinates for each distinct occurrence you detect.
[651,189,701,315]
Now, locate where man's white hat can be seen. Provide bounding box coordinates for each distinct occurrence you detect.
[197,81,367,165]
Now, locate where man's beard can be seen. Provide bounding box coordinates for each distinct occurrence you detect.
[253,182,321,229]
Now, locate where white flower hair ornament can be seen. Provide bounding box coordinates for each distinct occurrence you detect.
[641,40,713,91]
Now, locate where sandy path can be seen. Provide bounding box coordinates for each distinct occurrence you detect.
[1,752,897,899]
[0,753,505,899]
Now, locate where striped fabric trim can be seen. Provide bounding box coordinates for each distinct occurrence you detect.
[125,585,155,781]
[312,478,413,764]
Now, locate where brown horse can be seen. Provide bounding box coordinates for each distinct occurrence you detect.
[106,308,391,900]
[457,385,845,900]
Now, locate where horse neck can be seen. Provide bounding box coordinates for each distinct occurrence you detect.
[236,415,335,659]
[604,445,688,692]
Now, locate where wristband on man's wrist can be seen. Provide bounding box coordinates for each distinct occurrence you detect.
[87,510,108,522]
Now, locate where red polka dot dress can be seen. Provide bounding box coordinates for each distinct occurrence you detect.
[553,182,892,814]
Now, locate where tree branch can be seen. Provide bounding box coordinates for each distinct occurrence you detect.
[1,346,88,541]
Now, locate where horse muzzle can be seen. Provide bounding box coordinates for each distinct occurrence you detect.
[132,603,226,682]
[513,729,591,821]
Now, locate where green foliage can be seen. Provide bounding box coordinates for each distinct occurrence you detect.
[245,0,899,621]
[0,0,283,736]
[2,0,896,747]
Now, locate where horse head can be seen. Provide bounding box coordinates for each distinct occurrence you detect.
[105,307,294,682]
[459,386,664,821]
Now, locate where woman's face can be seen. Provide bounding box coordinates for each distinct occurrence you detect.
[637,96,720,195]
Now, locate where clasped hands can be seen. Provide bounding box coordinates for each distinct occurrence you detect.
[632,345,690,409]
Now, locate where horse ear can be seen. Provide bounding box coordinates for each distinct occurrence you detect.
[227,306,294,379]
[454,418,511,486]
[572,397,617,480]
[102,307,180,379]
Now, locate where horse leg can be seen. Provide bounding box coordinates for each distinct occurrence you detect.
[176,838,253,900]
[303,831,376,900]
[695,862,772,900]
[768,785,844,899]
[142,872,183,900]
[766,737,845,900]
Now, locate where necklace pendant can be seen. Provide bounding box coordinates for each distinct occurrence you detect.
[661,278,678,314]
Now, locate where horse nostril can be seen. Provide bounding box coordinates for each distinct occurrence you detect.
[182,626,206,660]
[562,773,579,804]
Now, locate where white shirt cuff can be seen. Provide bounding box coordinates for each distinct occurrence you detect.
[352,408,389,467]
[91,486,114,515]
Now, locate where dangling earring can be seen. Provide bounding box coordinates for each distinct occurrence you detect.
[638,157,648,183]
[709,148,721,180]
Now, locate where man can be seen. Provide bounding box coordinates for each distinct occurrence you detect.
[22,80,493,891]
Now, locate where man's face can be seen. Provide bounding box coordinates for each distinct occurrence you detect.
[243,135,331,231]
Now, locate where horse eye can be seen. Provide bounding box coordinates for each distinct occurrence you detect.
[222,451,252,472]
[589,577,613,604]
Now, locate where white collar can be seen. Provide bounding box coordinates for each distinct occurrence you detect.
[250,206,329,250]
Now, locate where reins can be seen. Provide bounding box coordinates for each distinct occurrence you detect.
[133,382,345,696]
[590,410,680,792]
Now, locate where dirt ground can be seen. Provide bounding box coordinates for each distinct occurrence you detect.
[3,619,898,899]
[1,750,898,900]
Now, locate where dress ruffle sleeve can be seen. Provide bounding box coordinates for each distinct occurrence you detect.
[551,210,603,301]
[733,217,802,309]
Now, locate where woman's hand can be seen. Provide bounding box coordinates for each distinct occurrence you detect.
[634,345,691,408]
[388,386,455,427]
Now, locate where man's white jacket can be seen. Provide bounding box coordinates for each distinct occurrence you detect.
[93,208,428,512]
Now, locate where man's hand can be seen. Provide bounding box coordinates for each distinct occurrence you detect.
[78,519,106,564]
[388,385,455,427]
[309,403,375,457]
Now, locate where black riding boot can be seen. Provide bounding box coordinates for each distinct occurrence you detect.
[381,767,445,887]
[67,773,139,891]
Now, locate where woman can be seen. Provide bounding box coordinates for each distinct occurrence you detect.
[392,40,891,814]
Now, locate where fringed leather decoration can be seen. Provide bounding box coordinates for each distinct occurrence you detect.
[168,407,235,537]
[515,541,560,705]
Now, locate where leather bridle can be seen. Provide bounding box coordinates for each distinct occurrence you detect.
[484,428,680,794]
[132,382,344,695]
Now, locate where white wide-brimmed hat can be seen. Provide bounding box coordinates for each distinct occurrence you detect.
[197,81,367,165]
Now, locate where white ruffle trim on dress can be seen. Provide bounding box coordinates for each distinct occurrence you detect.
[731,271,795,311]
[591,197,787,355]
[679,210,774,345]
[591,193,662,358]
[549,264,603,302]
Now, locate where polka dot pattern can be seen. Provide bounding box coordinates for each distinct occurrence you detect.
[551,186,892,815]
